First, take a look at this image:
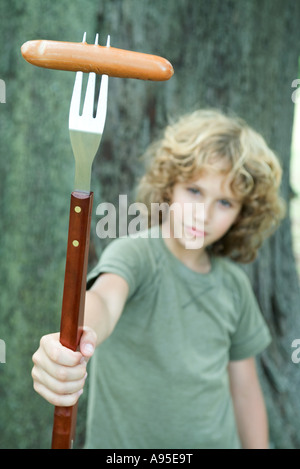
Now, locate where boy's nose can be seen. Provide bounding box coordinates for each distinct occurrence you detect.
[203,202,212,222]
[189,202,208,231]
[191,202,205,225]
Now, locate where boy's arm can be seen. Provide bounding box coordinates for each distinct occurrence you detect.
[32,273,129,407]
[228,357,269,449]
[84,272,129,347]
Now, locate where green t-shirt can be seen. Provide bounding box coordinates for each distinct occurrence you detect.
[85,227,271,449]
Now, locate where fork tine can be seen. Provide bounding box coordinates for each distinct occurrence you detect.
[96,75,108,132]
[82,71,96,117]
[69,70,83,124]
[69,32,87,124]
[81,33,99,117]
[95,35,110,131]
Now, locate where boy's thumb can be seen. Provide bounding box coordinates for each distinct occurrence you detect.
[80,328,97,358]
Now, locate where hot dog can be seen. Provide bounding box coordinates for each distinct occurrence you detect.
[21,39,174,81]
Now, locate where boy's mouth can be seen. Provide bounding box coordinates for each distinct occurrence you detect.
[184,225,206,238]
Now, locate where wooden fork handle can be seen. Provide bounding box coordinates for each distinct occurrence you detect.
[51,191,93,449]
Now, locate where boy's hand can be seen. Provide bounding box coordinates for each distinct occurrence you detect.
[32,328,97,407]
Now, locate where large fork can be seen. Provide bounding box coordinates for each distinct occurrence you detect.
[51,33,109,450]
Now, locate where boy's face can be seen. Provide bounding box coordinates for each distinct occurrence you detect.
[165,168,242,251]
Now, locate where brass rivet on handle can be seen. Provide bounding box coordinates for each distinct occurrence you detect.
[74,206,81,213]
[72,240,79,247]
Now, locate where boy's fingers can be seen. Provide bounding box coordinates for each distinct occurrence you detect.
[32,350,86,383]
[40,333,83,366]
[79,327,97,358]
[32,333,87,384]
[32,332,92,407]
[32,363,87,395]
[33,380,83,407]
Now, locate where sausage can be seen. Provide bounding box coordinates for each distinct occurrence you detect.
[21,39,174,81]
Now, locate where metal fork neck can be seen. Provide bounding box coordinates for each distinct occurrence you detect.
[70,129,102,193]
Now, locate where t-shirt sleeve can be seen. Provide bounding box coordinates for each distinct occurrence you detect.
[87,235,149,298]
[229,270,272,361]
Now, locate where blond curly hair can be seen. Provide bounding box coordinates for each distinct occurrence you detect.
[136,109,286,263]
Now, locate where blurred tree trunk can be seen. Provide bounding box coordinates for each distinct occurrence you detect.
[94,0,300,448]
[1,0,300,449]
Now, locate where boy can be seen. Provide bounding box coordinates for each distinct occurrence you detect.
[32,110,285,448]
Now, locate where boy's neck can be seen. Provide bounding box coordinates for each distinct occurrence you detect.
[161,223,211,274]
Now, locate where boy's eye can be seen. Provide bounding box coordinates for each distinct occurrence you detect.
[219,199,232,208]
[187,187,201,195]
